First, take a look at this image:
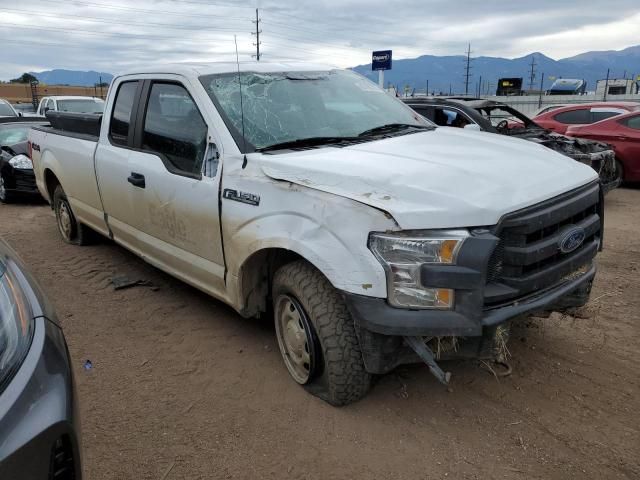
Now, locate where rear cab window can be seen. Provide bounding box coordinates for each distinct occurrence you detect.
[109,81,139,146]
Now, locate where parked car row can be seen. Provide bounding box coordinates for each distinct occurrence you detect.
[403,97,640,186]
[0,96,105,120]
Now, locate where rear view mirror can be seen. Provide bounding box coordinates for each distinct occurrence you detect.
[464,124,482,131]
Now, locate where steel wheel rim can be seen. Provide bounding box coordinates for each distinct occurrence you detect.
[0,176,6,200]
[275,294,315,384]
[58,200,73,240]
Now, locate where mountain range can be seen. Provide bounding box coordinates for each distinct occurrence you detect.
[28,69,114,86]
[26,45,640,93]
[352,45,640,94]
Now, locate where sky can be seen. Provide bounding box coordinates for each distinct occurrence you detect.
[1,0,639,80]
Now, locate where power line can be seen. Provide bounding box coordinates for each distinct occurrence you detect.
[25,0,249,21]
[0,37,248,55]
[134,0,255,8]
[0,22,233,42]
[0,7,245,32]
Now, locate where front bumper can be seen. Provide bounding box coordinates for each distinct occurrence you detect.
[345,181,601,374]
[344,267,594,375]
[1,165,40,195]
[0,317,81,479]
[345,264,594,338]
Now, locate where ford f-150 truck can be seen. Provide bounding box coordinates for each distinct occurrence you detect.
[28,63,602,405]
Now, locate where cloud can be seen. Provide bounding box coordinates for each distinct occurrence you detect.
[0,0,637,80]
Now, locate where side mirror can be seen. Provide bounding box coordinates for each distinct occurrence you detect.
[463,123,482,131]
[18,112,23,117]
[44,107,50,113]
[203,142,220,178]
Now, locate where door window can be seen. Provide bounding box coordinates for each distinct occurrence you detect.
[553,109,590,124]
[109,81,138,146]
[433,107,471,127]
[141,82,207,177]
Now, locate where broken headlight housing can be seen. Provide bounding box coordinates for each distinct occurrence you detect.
[369,230,468,309]
[9,154,33,170]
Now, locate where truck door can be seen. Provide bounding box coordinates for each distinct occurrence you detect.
[95,79,143,242]
[124,79,226,296]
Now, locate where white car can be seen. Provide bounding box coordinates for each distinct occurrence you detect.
[29,63,602,405]
[36,96,105,116]
[0,99,19,118]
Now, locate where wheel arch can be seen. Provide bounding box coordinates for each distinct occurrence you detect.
[232,235,386,318]
[43,168,62,205]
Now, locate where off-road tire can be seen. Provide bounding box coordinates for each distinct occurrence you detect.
[53,185,93,245]
[272,260,371,406]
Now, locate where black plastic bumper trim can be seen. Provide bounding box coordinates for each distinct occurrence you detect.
[343,264,595,337]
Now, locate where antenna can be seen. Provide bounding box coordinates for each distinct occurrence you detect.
[234,35,248,168]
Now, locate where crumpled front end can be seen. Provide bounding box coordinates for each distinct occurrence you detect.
[520,131,620,193]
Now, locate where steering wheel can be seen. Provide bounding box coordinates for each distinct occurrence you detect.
[496,120,509,131]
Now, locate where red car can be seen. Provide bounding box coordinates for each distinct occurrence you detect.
[533,102,640,134]
[566,111,640,182]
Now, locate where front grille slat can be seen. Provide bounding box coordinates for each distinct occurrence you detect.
[503,213,600,266]
[484,182,601,308]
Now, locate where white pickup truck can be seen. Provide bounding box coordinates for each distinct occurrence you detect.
[29,63,602,405]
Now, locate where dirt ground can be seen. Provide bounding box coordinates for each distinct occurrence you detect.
[1,187,639,480]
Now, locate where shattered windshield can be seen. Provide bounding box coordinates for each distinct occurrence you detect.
[200,70,429,151]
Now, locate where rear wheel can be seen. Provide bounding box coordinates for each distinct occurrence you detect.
[272,260,371,406]
[53,185,92,245]
[0,175,13,203]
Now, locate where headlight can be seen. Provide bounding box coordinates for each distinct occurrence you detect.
[9,154,33,170]
[0,261,35,393]
[369,230,468,309]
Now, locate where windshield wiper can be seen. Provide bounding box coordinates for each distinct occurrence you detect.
[358,123,432,137]
[255,136,360,152]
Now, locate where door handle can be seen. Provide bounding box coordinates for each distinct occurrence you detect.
[127,172,145,188]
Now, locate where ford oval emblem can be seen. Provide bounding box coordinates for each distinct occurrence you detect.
[558,226,586,254]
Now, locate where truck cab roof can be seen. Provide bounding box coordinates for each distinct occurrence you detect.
[116,61,335,79]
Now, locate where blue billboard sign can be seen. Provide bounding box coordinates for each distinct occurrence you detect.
[372,50,392,71]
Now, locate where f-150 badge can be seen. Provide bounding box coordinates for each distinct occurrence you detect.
[223,189,260,206]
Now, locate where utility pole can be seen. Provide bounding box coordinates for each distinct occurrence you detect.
[528,55,537,92]
[426,79,429,96]
[463,43,472,95]
[538,72,545,108]
[603,68,610,101]
[99,75,103,98]
[251,8,261,61]
[478,75,482,97]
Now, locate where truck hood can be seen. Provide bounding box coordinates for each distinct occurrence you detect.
[258,128,598,230]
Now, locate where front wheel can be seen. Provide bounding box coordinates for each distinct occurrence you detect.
[614,159,624,185]
[272,260,371,406]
